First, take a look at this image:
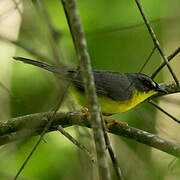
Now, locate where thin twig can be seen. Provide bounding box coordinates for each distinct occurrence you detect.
[151,46,180,79]
[149,100,180,125]
[57,125,95,162]
[101,116,124,180]
[61,0,111,179]
[139,46,156,73]
[167,46,180,62]
[14,80,71,180]
[168,158,177,171]
[134,0,179,86]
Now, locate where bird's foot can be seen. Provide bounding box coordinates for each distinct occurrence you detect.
[80,107,89,118]
[103,116,128,129]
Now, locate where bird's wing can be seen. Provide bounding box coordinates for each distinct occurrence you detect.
[71,70,134,101]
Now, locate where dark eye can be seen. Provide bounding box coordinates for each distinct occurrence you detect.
[142,79,156,89]
[137,74,158,90]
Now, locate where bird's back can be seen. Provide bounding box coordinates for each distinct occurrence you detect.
[69,69,135,101]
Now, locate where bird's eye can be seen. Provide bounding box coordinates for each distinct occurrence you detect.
[143,80,156,89]
[137,74,158,90]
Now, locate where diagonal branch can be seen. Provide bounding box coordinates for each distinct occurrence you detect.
[151,46,180,79]
[100,116,124,180]
[134,0,179,86]
[57,125,95,162]
[14,82,72,180]
[139,46,156,73]
[149,100,180,124]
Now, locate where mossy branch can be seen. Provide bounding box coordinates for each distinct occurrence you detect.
[0,110,180,157]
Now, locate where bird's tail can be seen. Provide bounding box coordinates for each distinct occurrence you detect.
[13,56,60,74]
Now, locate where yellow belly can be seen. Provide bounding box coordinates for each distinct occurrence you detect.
[70,86,157,115]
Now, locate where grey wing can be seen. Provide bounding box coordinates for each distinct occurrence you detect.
[72,70,134,101]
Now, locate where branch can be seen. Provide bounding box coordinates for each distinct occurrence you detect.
[57,125,95,162]
[149,100,180,124]
[61,0,111,179]
[159,81,180,95]
[1,110,180,158]
[139,46,156,73]
[134,0,179,86]
[101,116,124,179]
[151,46,180,79]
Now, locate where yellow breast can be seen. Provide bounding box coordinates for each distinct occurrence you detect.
[98,90,157,114]
[70,86,157,115]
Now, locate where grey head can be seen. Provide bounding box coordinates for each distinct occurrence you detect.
[126,73,167,94]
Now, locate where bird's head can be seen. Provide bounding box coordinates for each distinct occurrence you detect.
[127,73,167,94]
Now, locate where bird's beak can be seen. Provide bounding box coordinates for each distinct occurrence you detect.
[156,86,168,94]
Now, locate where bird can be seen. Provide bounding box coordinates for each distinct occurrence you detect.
[13,56,167,115]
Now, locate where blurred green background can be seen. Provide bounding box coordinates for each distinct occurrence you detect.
[0,0,180,179]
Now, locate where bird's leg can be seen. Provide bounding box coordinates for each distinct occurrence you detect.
[80,108,128,129]
[80,107,89,117]
[103,116,128,129]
